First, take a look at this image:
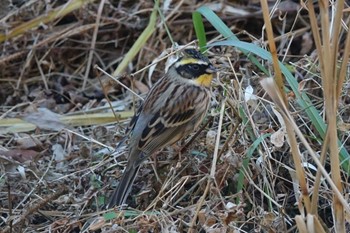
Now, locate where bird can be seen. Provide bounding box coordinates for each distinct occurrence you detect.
[107,49,217,208]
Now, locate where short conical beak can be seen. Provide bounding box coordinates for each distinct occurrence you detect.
[206,64,217,73]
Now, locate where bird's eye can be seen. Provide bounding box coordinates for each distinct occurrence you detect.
[190,64,200,70]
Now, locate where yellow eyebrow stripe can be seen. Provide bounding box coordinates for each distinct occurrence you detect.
[177,58,208,66]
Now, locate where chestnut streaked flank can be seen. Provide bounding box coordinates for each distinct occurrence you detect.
[107,49,216,208]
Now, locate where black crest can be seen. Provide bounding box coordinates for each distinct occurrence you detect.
[183,49,210,63]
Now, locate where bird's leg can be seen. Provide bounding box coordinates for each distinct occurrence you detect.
[169,144,183,169]
[150,151,161,183]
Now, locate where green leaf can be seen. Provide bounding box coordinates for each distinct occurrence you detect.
[103,210,161,221]
[195,6,268,74]
[194,5,350,173]
[210,40,350,173]
[236,133,271,195]
[192,12,207,52]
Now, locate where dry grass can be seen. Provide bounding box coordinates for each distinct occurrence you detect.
[1,0,350,232]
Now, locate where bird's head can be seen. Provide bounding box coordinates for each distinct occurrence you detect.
[173,49,216,87]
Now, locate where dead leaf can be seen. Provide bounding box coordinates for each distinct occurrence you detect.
[88,217,106,231]
[198,210,206,225]
[23,107,66,131]
[300,32,313,55]
[52,144,66,168]
[270,128,286,148]
[133,79,149,94]
[0,149,38,163]
[15,133,42,149]
[206,130,217,151]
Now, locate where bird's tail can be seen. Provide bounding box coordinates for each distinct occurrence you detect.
[107,164,140,208]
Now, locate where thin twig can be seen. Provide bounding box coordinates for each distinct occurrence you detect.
[94,65,144,101]
[188,99,226,232]
[83,0,106,89]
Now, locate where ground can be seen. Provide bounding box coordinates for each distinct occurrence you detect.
[1,0,350,232]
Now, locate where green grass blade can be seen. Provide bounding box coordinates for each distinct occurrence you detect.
[196,6,237,41]
[210,39,350,173]
[236,133,271,196]
[192,12,207,52]
[195,6,268,74]
[112,0,159,77]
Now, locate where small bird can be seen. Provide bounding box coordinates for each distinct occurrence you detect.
[107,49,216,208]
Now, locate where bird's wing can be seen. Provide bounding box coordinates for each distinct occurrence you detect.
[132,81,209,155]
[126,105,142,134]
